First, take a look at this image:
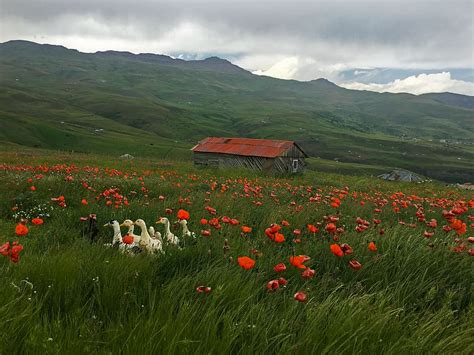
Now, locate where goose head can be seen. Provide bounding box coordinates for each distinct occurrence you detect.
[120,219,134,227]
[134,219,146,229]
[178,219,188,226]
[156,217,168,224]
[103,220,119,228]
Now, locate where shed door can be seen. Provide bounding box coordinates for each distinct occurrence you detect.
[292,159,299,173]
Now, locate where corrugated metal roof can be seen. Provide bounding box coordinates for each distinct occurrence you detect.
[191,137,307,158]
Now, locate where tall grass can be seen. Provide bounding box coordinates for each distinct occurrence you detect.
[0,155,472,354]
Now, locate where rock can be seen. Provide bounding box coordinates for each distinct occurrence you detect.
[119,154,134,160]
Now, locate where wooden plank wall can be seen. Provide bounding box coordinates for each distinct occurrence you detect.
[194,152,272,172]
[193,144,307,174]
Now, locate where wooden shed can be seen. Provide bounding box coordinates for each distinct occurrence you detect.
[191,137,308,174]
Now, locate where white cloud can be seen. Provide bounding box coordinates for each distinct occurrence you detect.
[340,72,474,95]
[249,56,347,82]
[252,57,301,79]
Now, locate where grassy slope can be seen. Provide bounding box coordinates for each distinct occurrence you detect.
[0,40,473,182]
[0,152,473,353]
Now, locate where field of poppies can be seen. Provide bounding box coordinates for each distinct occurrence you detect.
[0,151,473,354]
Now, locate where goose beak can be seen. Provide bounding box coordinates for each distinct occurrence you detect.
[103,223,109,227]
[119,224,124,227]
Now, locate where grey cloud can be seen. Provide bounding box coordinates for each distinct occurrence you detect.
[1,0,472,90]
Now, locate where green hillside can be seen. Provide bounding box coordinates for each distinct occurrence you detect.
[0,40,473,182]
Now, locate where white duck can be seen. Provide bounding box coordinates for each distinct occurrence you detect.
[103,220,136,253]
[157,217,180,246]
[120,219,141,244]
[134,219,163,254]
[178,219,196,239]
[103,220,122,246]
[148,225,163,242]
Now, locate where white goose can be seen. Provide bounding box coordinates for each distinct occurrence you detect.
[120,219,141,244]
[148,226,163,242]
[157,217,180,246]
[134,219,163,254]
[178,219,196,239]
[103,220,135,253]
[103,220,122,246]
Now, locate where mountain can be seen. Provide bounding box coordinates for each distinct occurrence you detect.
[420,92,474,110]
[0,40,473,182]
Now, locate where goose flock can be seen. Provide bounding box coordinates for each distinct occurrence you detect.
[103,217,195,255]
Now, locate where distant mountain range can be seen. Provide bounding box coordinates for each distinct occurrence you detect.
[0,40,473,182]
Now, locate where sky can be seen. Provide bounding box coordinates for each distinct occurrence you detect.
[1,0,473,95]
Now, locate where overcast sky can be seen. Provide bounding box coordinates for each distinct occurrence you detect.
[1,0,473,95]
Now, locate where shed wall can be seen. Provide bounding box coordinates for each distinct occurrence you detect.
[193,152,306,174]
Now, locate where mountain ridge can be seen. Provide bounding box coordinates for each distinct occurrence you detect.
[4,40,472,98]
[0,40,473,182]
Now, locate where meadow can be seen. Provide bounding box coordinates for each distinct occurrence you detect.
[0,151,473,354]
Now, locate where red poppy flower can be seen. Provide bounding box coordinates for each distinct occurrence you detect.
[237,256,255,270]
[330,197,341,208]
[266,280,280,291]
[201,230,211,237]
[30,186,36,191]
[0,242,10,256]
[368,241,378,252]
[31,218,44,225]
[325,223,337,234]
[273,263,287,272]
[281,220,290,227]
[196,286,212,294]
[270,224,281,233]
[241,226,252,233]
[1,241,23,263]
[81,199,88,205]
[177,209,190,220]
[265,228,275,240]
[330,244,344,257]
[301,267,315,279]
[349,259,362,270]
[290,255,310,269]
[200,218,208,225]
[340,243,353,255]
[15,224,29,236]
[294,291,307,302]
[278,277,288,286]
[274,233,285,243]
[307,224,318,233]
[9,244,23,263]
[123,234,134,244]
[423,231,434,238]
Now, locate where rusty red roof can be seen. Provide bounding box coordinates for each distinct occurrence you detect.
[191,137,308,158]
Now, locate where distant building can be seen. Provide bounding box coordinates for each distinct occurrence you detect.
[191,137,308,174]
